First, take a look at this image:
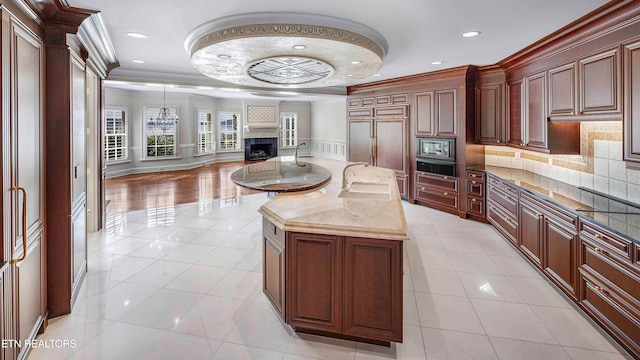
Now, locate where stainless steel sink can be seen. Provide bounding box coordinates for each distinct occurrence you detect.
[338,182,390,200]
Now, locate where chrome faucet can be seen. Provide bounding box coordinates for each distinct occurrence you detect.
[295,142,307,166]
[342,162,369,189]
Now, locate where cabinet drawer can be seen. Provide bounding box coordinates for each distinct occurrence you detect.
[415,172,458,192]
[580,220,633,261]
[487,201,518,245]
[466,170,485,181]
[391,93,409,104]
[487,184,517,216]
[487,175,518,196]
[580,272,640,356]
[263,217,285,248]
[415,187,458,210]
[376,95,391,105]
[580,236,640,303]
[521,191,577,229]
[467,179,484,197]
[467,197,485,217]
[375,105,407,118]
[348,108,374,118]
[348,99,361,107]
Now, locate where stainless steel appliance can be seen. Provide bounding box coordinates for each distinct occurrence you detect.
[417,137,455,162]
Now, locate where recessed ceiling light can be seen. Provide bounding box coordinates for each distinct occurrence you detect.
[127,32,148,39]
[292,45,306,50]
[431,61,443,65]
[347,74,353,77]
[132,60,145,64]
[351,61,361,64]
[218,54,231,59]
[461,31,481,38]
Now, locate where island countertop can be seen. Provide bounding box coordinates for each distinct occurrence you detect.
[258,158,408,241]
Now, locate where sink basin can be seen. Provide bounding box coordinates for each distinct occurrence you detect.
[338,182,390,200]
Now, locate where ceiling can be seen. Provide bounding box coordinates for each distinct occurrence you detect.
[68,0,612,101]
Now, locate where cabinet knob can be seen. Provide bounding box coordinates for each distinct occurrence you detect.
[536,213,542,218]
[594,286,604,294]
[595,234,603,240]
[421,187,425,191]
[444,192,448,196]
[594,247,606,255]
[472,181,477,184]
[471,174,477,178]
[443,176,448,180]
[497,140,501,143]
[506,195,512,200]
[471,198,477,202]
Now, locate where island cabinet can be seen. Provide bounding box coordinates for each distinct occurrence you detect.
[262,218,404,345]
[578,220,640,357]
[548,48,621,119]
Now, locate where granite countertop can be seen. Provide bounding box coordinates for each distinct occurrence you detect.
[471,165,640,243]
[230,158,332,192]
[259,159,408,241]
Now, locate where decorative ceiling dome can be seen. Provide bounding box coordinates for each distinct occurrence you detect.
[184,12,387,88]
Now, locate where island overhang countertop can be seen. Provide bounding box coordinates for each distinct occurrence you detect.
[258,160,408,241]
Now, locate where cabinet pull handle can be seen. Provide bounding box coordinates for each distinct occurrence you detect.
[471,174,477,178]
[11,186,28,265]
[595,234,603,240]
[471,198,477,202]
[536,213,543,219]
[594,247,606,255]
[594,286,605,294]
[472,181,477,184]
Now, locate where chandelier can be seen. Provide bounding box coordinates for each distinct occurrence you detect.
[151,87,178,132]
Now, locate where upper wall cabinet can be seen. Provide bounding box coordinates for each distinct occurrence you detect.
[623,40,640,164]
[548,48,621,120]
[476,68,507,145]
[415,89,457,137]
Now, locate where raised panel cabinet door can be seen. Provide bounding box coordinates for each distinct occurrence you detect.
[348,120,373,164]
[518,202,543,268]
[343,237,402,342]
[544,218,577,298]
[415,91,434,135]
[435,89,457,136]
[263,230,285,319]
[507,80,524,147]
[579,48,620,114]
[524,72,547,149]
[548,62,577,116]
[286,233,342,333]
[476,84,504,144]
[623,40,640,163]
[374,118,406,173]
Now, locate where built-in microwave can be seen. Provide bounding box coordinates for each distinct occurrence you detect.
[416,137,455,162]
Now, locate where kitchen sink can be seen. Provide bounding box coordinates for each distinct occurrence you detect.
[338,182,390,200]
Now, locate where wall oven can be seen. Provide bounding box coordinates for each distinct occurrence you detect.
[416,137,456,177]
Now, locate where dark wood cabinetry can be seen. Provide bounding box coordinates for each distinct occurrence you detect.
[518,196,544,268]
[414,171,459,215]
[579,48,621,115]
[507,80,524,147]
[465,170,485,221]
[415,91,434,135]
[524,72,547,150]
[476,67,507,144]
[623,39,640,164]
[548,62,577,116]
[541,200,579,299]
[262,218,403,345]
[486,174,518,245]
[414,89,458,137]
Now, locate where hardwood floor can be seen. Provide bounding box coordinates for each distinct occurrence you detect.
[105,161,261,213]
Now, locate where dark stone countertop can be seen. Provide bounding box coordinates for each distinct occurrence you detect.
[469,165,640,244]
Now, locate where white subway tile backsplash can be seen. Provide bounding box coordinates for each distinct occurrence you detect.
[594,140,609,159]
[557,167,569,184]
[609,141,623,161]
[580,172,594,190]
[511,158,523,170]
[609,179,627,199]
[609,160,627,182]
[628,183,640,205]
[486,155,499,166]
[548,165,559,180]
[594,176,609,193]
[594,157,609,177]
[524,159,534,172]
[498,156,512,168]
[566,169,581,187]
[628,168,640,186]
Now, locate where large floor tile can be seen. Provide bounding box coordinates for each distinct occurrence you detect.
[562,347,628,360]
[490,336,570,360]
[407,249,454,270]
[440,236,487,255]
[123,259,191,287]
[220,231,261,250]
[172,295,252,340]
[189,229,236,246]
[286,333,357,360]
[478,238,521,257]
[414,292,485,334]
[403,291,420,326]
[209,269,262,300]
[98,236,151,255]
[421,327,498,360]
[410,267,466,296]
[507,277,572,308]
[471,299,557,344]
[29,318,115,360]
[162,243,217,263]
[165,264,229,294]
[355,324,426,360]
[234,249,263,272]
[71,282,160,321]
[127,239,184,259]
[224,302,293,352]
[449,253,502,275]
[121,289,203,330]
[198,246,252,268]
[213,342,284,360]
[105,255,155,282]
[457,272,524,303]
[490,255,542,279]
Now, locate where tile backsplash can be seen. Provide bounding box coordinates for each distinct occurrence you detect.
[484,121,640,206]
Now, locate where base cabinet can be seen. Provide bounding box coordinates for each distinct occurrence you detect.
[262,218,403,344]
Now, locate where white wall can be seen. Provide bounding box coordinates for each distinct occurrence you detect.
[310,98,347,160]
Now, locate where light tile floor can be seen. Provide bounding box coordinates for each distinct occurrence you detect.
[29,193,632,359]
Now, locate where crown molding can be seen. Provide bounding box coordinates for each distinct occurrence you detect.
[77,12,119,77]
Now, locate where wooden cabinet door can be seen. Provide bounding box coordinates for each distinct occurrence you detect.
[343,237,402,342]
[476,84,504,144]
[518,201,543,268]
[415,91,434,135]
[348,119,373,164]
[508,80,524,147]
[263,227,285,319]
[548,63,577,116]
[435,89,457,136]
[623,40,640,163]
[543,217,577,299]
[524,72,547,150]
[286,233,342,333]
[579,48,620,115]
[374,118,406,173]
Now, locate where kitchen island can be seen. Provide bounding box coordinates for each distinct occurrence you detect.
[257,158,407,346]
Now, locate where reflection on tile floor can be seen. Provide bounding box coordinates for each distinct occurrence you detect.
[30,193,630,360]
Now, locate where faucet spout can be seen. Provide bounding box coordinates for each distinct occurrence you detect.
[342,162,370,189]
[295,142,307,166]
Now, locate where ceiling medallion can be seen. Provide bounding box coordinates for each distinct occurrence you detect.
[184,12,387,88]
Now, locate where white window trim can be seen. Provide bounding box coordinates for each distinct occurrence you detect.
[143,105,180,159]
[280,112,298,148]
[104,106,128,163]
[195,107,215,155]
[217,110,242,152]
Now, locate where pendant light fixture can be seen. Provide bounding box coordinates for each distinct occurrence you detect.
[152,86,179,132]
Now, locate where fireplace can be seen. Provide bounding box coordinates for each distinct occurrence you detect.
[244,137,278,161]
